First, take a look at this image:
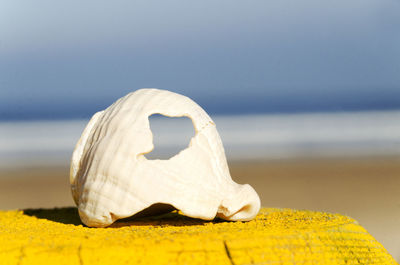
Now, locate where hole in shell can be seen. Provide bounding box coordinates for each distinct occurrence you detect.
[145,114,195,160]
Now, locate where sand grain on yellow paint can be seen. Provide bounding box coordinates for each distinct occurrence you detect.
[0,208,397,265]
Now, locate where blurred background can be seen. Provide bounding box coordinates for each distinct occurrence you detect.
[0,0,399,260]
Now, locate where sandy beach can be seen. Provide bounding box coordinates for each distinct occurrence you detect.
[0,156,399,261]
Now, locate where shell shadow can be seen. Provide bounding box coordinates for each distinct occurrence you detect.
[23,207,82,226]
[22,206,228,228]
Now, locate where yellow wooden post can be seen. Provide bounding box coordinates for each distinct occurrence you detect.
[0,208,397,265]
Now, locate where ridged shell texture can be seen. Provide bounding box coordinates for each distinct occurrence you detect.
[70,89,260,227]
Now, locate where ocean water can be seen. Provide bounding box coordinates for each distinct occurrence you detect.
[0,110,399,168]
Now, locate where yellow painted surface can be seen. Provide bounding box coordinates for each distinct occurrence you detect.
[0,207,397,265]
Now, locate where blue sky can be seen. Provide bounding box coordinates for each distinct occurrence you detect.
[1,0,399,119]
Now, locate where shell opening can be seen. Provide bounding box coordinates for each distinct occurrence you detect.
[144,114,196,160]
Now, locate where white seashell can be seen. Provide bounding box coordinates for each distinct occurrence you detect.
[70,88,261,227]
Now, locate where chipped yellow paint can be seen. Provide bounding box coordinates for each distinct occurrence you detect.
[0,208,397,265]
